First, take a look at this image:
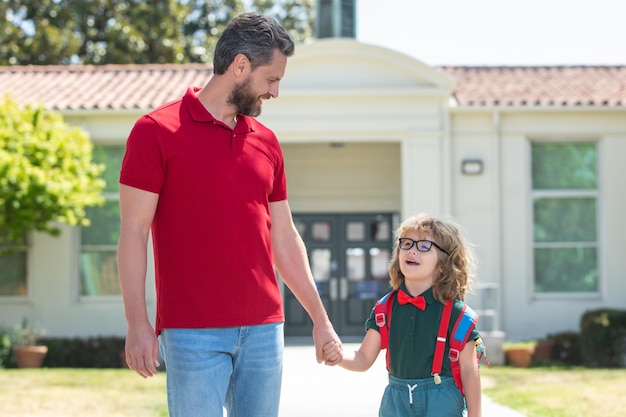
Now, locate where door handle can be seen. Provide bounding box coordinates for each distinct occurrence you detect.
[330,278,338,301]
[340,278,349,300]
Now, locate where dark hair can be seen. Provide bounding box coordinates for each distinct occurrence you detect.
[213,12,295,75]
[388,214,477,302]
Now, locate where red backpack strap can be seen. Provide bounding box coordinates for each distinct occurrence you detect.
[375,290,396,349]
[449,303,479,395]
[374,290,396,371]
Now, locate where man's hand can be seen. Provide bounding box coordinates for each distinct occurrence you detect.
[313,321,343,366]
[124,322,160,378]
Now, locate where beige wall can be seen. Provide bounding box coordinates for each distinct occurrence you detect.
[451,108,626,340]
[283,142,401,213]
[1,225,130,337]
[2,40,626,342]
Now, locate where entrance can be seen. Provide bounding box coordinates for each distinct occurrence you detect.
[283,213,397,338]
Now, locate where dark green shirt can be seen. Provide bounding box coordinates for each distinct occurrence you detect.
[366,286,480,379]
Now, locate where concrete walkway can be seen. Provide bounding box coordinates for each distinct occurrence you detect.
[280,342,526,417]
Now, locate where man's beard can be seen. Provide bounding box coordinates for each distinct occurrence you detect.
[228,79,267,117]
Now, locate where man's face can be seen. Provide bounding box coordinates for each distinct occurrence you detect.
[227,77,268,117]
[227,49,287,117]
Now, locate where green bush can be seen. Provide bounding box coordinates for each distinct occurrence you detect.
[0,326,11,368]
[548,331,582,365]
[39,336,126,368]
[580,308,626,368]
[0,95,104,247]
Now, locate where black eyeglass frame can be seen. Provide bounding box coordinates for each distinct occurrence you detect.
[398,238,450,256]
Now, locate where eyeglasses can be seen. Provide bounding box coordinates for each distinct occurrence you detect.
[398,238,450,256]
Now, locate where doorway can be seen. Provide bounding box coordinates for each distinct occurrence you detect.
[283,213,397,337]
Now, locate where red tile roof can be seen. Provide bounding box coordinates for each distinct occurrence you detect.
[441,66,626,107]
[1,64,625,111]
[0,64,212,111]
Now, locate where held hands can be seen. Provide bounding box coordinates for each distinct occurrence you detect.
[312,321,343,366]
[323,340,343,366]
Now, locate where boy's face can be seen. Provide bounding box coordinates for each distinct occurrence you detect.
[398,232,440,287]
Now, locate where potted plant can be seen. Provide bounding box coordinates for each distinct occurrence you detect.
[10,318,48,368]
[532,337,556,364]
[503,341,535,367]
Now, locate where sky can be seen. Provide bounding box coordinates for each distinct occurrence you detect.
[356,0,626,66]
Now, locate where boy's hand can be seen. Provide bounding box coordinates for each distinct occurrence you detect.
[323,340,343,366]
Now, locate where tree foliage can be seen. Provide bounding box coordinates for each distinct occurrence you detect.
[0,95,105,247]
[0,0,314,65]
[251,0,314,44]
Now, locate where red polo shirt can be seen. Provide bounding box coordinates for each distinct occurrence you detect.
[120,87,287,333]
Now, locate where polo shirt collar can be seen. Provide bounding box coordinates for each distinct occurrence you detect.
[183,86,254,134]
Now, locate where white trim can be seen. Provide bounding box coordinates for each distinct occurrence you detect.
[449,106,626,114]
[280,87,454,97]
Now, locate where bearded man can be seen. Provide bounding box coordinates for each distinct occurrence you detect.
[117,12,342,417]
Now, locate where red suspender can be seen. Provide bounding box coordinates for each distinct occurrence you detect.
[431,299,453,384]
[377,294,482,395]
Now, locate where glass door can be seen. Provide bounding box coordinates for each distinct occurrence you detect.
[283,213,396,337]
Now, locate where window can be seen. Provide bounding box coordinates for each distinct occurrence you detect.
[0,236,27,297]
[531,142,598,294]
[79,145,125,296]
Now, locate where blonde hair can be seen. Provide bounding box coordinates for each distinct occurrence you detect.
[388,214,477,302]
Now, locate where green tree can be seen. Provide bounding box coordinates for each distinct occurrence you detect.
[251,0,314,44]
[182,0,246,63]
[70,0,190,64]
[0,95,105,248]
[1,0,190,65]
[0,0,315,65]
[0,0,82,65]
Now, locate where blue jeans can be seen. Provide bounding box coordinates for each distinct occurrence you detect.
[160,323,284,417]
[379,375,466,417]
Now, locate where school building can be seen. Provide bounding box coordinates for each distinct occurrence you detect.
[1,38,625,348]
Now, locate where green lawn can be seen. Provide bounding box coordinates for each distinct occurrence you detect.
[1,366,625,416]
[0,368,168,417]
[483,366,626,417]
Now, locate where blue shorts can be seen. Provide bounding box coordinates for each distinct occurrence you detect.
[379,375,466,417]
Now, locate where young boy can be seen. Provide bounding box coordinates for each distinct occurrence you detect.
[324,214,485,417]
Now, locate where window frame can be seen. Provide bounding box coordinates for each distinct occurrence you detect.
[0,234,30,301]
[529,139,602,300]
[76,144,125,301]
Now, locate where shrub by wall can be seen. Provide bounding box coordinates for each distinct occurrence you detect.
[548,331,582,366]
[39,336,126,368]
[580,309,626,368]
[0,327,11,368]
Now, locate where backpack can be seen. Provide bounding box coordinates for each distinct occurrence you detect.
[374,290,490,395]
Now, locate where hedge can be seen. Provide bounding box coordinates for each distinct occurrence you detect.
[3,336,127,368]
[580,308,626,368]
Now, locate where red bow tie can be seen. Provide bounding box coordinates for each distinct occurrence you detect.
[397,290,426,310]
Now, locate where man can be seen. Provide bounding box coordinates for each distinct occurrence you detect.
[117,12,342,417]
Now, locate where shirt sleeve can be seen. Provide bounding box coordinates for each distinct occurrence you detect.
[471,326,481,341]
[119,115,166,194]
[365,304,379,333]
[267,135,287,202]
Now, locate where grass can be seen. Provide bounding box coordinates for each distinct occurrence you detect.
[483,365,626,417]
[0,368,167,417]
[1,366,625,416]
